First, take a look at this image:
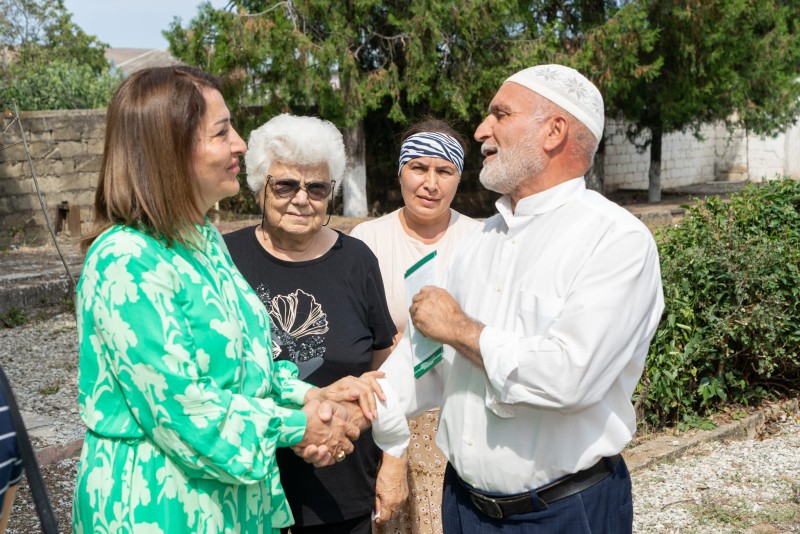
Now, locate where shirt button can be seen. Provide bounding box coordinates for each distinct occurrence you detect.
[463,437,474,446]
[495,286,502,293]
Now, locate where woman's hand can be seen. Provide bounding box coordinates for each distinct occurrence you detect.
[306,371,386,422]
[295,399,360,467]
[374,451,409,524]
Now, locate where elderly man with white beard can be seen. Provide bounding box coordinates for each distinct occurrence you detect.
[370,65,665,533]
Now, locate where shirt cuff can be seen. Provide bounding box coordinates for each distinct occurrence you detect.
[372,378,410,458]
[480,326,518,385]
[479,326,518,417]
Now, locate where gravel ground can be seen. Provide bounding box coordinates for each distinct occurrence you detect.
[6,457,78,533]
[0,308,83,450]
[632,417,800,533]
[2,310,799,533]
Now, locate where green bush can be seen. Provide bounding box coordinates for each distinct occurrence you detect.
[3,58,122,111]
[219,172,260,215]
[638,177,800,427]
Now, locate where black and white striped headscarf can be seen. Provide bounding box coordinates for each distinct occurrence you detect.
[398,132,465,175]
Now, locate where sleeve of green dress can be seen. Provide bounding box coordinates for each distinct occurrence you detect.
[270,362,314,408]
[81,233,309,485]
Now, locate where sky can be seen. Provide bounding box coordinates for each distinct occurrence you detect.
[61,0,229,49]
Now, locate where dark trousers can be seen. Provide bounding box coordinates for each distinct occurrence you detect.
[442,459,633,534]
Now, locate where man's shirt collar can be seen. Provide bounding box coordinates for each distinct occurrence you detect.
[496,177,586,227]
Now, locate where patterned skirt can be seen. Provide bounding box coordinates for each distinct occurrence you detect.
[373,409,446,534]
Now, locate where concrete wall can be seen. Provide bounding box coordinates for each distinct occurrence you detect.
[733,125,795,181]
[0,109,105,247]
[786,121,800,178]
[604,118,799,192]
[604,119,718,191]
[713,124,791,182]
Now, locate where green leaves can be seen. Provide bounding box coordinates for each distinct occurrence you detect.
[608,0,800,139]
[641,178,800,427]
[0,0,119,111]
[165,0,538,128]
[3,58,121,111]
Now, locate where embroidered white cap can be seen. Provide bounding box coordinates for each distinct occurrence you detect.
[506,65,605,141]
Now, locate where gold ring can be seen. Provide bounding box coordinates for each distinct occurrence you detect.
[335,451,346,462]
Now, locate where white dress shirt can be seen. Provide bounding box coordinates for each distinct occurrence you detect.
[373,177,665,494]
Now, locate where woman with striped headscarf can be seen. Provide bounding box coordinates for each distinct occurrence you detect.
[350,119,480,534]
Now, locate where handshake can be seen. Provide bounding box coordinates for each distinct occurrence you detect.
[292,371,385,467]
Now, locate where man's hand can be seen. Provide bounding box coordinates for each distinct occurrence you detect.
[293,399,360,467]
[409,286,469,344]
[410,286,485,366]
[374,452,409,524]
[332,395,372,432]
[305,371,386,422]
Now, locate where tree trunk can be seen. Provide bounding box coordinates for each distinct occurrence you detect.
[648,128,662,204]
[342,120,367,217]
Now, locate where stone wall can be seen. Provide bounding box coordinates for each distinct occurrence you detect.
[0,109,105,248]
[603,118,800,192]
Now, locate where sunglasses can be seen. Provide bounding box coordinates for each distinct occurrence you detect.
[267,175,335,201]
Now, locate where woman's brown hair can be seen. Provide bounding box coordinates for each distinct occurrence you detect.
[81,66,222,251]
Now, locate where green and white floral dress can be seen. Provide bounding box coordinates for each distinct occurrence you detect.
[73,222,312,533]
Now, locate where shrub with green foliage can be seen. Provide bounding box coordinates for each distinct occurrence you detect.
[3,58,121,111]
[638,178,800,427]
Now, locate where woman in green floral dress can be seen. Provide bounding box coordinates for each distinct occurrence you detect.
[72,66,377,533]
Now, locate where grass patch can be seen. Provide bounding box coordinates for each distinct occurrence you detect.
[688,495,800,531]
[37,382,60,395]
[1,307,28,328]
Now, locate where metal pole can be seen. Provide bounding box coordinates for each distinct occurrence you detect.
[12,99,77,295]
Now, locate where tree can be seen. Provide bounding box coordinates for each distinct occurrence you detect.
[0,0,120,111]
[1,0,64,46]
[608,0,800,203]
[511,1,663,193]
[165,1,664,214]
[166,1,541,216]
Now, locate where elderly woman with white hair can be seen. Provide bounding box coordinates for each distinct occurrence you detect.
[224,114,398,534]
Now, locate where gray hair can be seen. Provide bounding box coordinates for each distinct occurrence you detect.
[245,114,346,194]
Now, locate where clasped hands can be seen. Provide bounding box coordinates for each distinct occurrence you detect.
[292,371,385,467]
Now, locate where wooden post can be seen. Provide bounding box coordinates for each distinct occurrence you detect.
[66,204,81,236]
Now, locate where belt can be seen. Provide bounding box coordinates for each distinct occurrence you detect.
[457,454,622,520]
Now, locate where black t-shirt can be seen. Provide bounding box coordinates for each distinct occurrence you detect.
[224,226,396,526]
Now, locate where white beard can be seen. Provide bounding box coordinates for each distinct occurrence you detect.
[479,132,546,195]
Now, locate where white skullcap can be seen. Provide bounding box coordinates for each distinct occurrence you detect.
[505,65,605,141]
